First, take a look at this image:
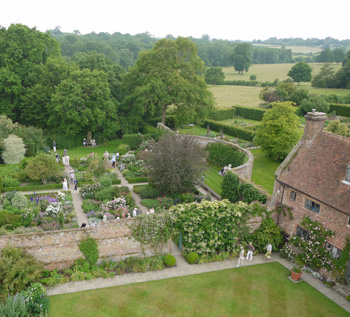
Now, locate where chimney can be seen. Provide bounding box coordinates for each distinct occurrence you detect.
[303,111,327,142]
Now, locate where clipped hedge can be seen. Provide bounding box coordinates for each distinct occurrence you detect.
[146,115,177,129]
[234,106,266,121]
[126,177,149,184]
[329,103,350,117]
[203,120,255,141]
[112,179,122,185]
[3,183,65,192]
[212,109,236,121]
[122,134,145,150]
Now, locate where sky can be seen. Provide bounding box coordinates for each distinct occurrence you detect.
[1,0,349,41]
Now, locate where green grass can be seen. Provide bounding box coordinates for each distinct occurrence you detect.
[219,118,261,126]
[177,125,209,136]
[204,166,223,195]
[250,149,281,194]
[56,143,122,160]
[48,262,348,317]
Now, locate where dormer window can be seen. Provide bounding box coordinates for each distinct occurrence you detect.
[343,164,350,185]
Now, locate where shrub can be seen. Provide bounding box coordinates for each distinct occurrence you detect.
[163,254,176,267]
[122,134,144,150]
[186,252,199,264]
[240,183,266,204]
[116,144,130,156]
[206,143,246,168]
[0,293,27,316]
[134,185,160,199]
[251,217,284,253]
[98,174,114,188]
[141,199,158,209]
[126,177,149,184]
[0,210,22,228]
[79,236,99,266]
[212,108,236,121]
[250,74,257,81]
[11,192,28,210]
[22,283,49,316]
[0,246,44,300]
[1,134,26,164]
[221,172,240,203]
[2,176,20,187]
[299,95,330,115]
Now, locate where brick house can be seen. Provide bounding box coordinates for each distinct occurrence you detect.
[272,111,350,258]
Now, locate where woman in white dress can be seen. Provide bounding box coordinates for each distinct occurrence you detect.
[62,156,66,166]
[62,178,68,191]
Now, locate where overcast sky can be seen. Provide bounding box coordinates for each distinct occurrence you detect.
[1,0,348,41]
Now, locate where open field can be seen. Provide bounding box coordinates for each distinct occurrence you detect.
[252,44,324,54]
[48,262,348,317]
[222,63,343,83]
[209,85,262,109]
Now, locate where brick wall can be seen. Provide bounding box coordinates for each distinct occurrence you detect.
[0,218,171,270]
[274,184,349,250]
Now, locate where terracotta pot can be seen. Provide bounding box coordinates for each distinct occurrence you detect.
[291,270,303,281]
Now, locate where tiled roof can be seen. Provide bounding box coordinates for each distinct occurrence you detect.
[277,131,350,215]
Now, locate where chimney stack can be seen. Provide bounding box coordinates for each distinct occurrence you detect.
[303,111,327,143]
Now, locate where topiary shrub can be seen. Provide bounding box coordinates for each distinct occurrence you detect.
[186,252,199,264]
[221,172,240,203]
[79,235,99,266]
[116,144,130,156]
[163,254,176,267]
[11,192,28,210]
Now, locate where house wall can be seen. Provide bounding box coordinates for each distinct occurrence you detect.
[274,183,349,250]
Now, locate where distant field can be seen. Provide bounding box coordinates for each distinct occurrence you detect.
[209,85,262,109]
[210,63,347,109]
[222,63,342,83]
[253,44,324,54]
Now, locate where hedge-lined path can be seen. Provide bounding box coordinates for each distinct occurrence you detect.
[45,246,350,313]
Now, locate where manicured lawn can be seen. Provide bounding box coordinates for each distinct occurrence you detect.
[218,118,261,126]
[250,148,282,194]
[204,166,223,195]
[56,143,122,160]
[48,262,348,317]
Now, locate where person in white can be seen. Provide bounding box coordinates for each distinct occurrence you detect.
[62,156,66,166]
[246,242,255,261]
[265,242,273,260]
[132,208,138,217]
[116,152,120,160]
[62,178,68,191]
[149,207,155,214]
[104,151,109,161]
[65,155,70,166]
[103,214,107,223]
[236,246,245,267]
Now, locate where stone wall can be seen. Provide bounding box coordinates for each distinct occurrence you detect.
[0,218,171,270]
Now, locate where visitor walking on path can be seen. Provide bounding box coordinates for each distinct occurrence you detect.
[246,242,255,261]
[265,242,272,260]
[69,168,75,184]
[74,178,78,190]
[65,155,70,166]
[236,246,245,267]
[62,178,68,191]
[111,155,116,168]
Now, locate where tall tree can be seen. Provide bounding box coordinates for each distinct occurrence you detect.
[311,63,335,88]
[48,69,119,140]
[121,37,214,131]
[231,43,253,74]
[316,48,333,63]
[333,48,345,64]
[205,67,225,85]
[254,102,303,160]
[0,24,60,121]
[287,62,312,85]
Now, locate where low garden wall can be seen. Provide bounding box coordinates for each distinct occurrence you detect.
[157,123,254,180]
[0,218,171,270]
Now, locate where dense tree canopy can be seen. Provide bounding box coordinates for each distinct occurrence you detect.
[48,69,119,139]
[205,67,225,85]
[287,62,312,85]
[121,37,214,131]
[254,102,303,160]
[231,43,253,74]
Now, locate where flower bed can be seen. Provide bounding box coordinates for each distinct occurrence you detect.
[0,191,78,235]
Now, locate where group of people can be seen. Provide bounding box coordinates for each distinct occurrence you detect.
[220,164,232,176]
[236,242,273,268]
[109,152,119,168]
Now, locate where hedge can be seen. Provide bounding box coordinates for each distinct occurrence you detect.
[146,115,177,129]
[112,179,122,185]
[234,106,266,121]
[329,103,350,117]
[121,134,145,150]
[221,80,258,87]
[126,177,149,184]
[212,109,236,121]
[203,120,255,141]
[3,183,65,192]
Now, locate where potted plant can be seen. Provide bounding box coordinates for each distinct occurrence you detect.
[291,266,303,281]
